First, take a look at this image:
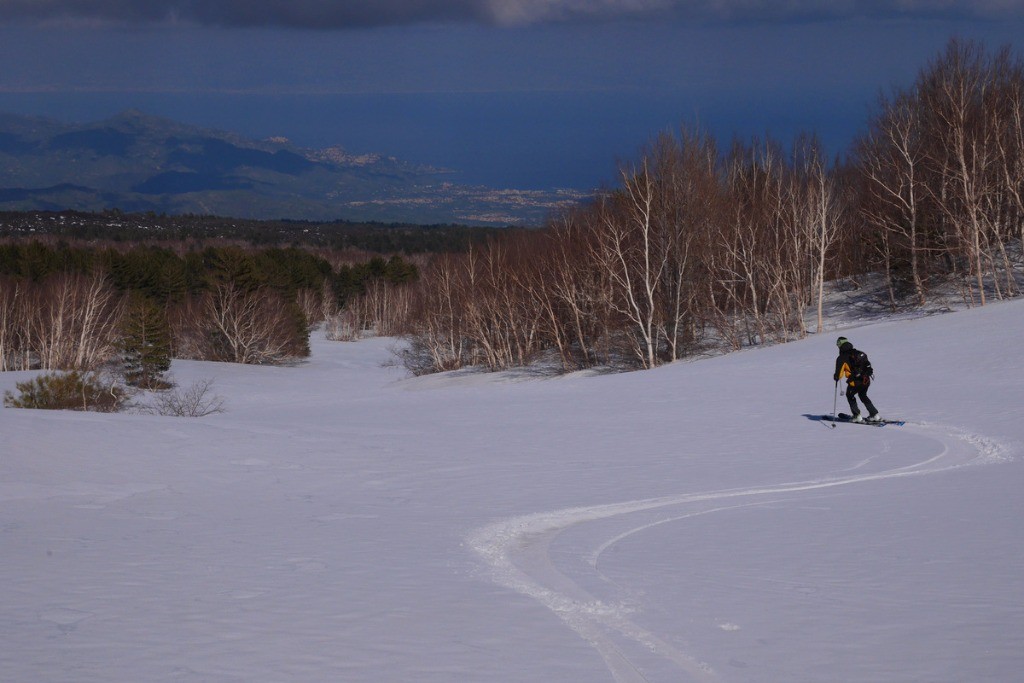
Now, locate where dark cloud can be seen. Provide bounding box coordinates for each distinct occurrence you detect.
[0,0,487,28]
[1,0,1022,28]
[189,0,490,28]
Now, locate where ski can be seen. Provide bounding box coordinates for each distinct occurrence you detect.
[814,413,905,427]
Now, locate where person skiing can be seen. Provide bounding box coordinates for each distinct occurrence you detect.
[833,336,880,423]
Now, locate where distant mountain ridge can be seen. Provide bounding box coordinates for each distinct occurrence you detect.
[0,110,585,225]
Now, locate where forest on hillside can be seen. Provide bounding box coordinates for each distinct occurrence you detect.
[399,39,1024,373]
[0,241,416,382]
[1,39,1023,402]
[0,211,501,253]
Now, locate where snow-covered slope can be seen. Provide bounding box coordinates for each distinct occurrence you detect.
[2,300,1022,682]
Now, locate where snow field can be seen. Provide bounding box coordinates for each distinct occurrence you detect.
[1,299,1023,682]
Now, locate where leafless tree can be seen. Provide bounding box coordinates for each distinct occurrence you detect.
[346,279,416,338]
[296,287,326,330]
[325,308,361,341]
[794,136,845,333]
[850,38,1024,308]
[648,129,717,361]
[920,40,1002,305]
[200,283,302,364]
[594,160,669,368]
[28,271,125,371]
[535,212,615,370]
[402,254,468,373]
[716,138,796,346]
[857,89,929,307]
[0,277,31,370]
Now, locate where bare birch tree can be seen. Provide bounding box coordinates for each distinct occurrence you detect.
[794,136,844,333]
[596,160,667,368]
[0,277,31,371]
[28,271,124,371]
[857,89,929,307]
[201,283,301,364]
[921,40,998,305]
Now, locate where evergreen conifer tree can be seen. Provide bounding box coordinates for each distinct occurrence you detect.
[120,293,172,388]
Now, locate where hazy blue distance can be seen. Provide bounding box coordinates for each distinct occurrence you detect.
[2,15,1023,191]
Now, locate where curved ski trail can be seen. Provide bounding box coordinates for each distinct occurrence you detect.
[467,423,1010,683]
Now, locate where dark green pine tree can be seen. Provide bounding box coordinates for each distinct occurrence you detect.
[120,294,172,389]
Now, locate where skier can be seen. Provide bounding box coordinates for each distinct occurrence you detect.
[833,336,880,423]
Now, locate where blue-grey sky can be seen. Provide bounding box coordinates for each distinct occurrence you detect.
[2,1,1024,189]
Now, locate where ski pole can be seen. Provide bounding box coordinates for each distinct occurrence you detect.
[833,379,839,419]
[825,380,838,429]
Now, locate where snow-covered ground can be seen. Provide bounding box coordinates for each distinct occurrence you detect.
[2,300,1023,682]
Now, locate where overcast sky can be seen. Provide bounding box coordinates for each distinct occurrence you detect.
[3,1,1024,28]
[2,1,1024,188]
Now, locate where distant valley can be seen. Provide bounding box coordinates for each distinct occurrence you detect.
[0,110,587,225]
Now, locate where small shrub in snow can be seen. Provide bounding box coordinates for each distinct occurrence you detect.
[140,378,226,417]
[3,371,126,412]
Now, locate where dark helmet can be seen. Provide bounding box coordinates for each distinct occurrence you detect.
[836,336,849,348]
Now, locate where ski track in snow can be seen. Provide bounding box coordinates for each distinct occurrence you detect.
[467,422,1012,683]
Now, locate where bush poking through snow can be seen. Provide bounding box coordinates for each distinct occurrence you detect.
[3,371,126,412]
[141,378,226,418]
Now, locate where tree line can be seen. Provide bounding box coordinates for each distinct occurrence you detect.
[0,240,418,381]
[398,39,1024,374]
[0,210,501,253]
[2,39,1022,382]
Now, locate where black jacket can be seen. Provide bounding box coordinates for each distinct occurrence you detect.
[834,341,867,382]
